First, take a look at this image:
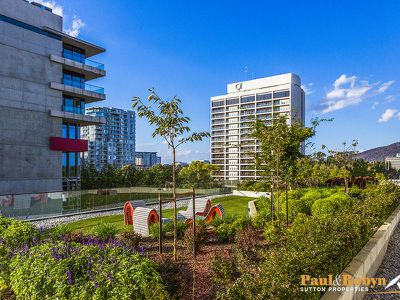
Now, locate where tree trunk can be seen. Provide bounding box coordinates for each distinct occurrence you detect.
[158,193,163,254]
[270,174,274,221]
[285,180,289,226]
[172,147,177,261]
[192,187,196,258]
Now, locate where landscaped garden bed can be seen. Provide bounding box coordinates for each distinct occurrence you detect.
[0,184,399,299]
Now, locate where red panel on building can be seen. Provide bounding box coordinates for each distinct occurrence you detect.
[50,137,88,152]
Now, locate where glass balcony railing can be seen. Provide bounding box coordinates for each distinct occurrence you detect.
[62,105,85,114]
[63,79,105,94]
[62,50,105,70]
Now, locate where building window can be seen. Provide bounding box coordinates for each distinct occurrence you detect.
[63,71,85,89]
[257,93,272,101]
[62,152,67,177]
[63,44,85,63]
[62,123,68,138]
[63,152,81,179]
[226,98,239,105]
[63,96,85,114]
[212,100,224,107]
[241,95,255,103]
[273,90,290,98]
[63,123,81,139]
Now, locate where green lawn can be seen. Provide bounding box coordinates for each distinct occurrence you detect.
[66,195,254,234]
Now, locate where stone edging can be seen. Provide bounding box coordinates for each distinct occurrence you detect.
[321,203,400,300]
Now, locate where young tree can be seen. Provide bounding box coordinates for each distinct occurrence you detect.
[132,89,209,260]
[178,161,220,188]
[251,116,315,223]
[323,140,358,194]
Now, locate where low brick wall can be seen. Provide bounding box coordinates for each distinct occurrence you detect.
[321,204,400,300]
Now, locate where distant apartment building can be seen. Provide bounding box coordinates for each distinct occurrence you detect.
[82,107,136,170]
[210,73,305,182]
[0,0,106,195]
[135,152,161,169]
[385,154,400,170]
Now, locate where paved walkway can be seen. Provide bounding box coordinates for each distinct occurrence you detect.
[364,223,400,299]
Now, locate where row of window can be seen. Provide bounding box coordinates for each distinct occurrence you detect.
[62,122,81,139]
[62,152,81,178]
[63,44,86,63]
[62,96,85,114]
[63,70,85,89]
[212,90,290,107]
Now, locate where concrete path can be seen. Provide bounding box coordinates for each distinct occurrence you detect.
[364,223,400,299]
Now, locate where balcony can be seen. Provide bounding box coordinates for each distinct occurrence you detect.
[50,81,105,103]
[49,108,105,126]
[50,54,106,80]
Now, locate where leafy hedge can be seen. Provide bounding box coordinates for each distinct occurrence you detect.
[9,242,168,300]
[219,182,400,299]
[0,218,171,299]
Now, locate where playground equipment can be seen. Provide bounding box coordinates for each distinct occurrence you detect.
[178,198,211,219]
[184,203,225,224]
[132,207,160,237]
[123,200,147,225]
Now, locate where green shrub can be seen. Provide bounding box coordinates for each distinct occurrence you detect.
[361,181,400,226]
[9,241,169,300]
[176,221,187,239]
[349,185,362,198]
[234,225,260,264]
[221,184,400,299]
[215,223,236,243]
[0,217,38,292]
[118,231,142,249]
[183,220,208,252]
[92,222,118,240]
[311,193,352,218]
[251,198,272,228]
[51,224,73,238]
[149,223,167,240]
[150,220,186,240]
[213,216,251,243]
[263,221,285,245]
[0,217,38,248]
[210,256,239,287]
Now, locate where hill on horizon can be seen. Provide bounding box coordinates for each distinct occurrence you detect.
[357,142,400,162]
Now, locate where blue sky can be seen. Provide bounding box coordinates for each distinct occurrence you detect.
[41,0,400,162]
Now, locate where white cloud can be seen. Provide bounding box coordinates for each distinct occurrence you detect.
[30,0,63,16]
[385,95,395,103]
[301,83,314,95]
[30,1,86,37]
[377,81,395,93]
[378,108,398,123]
[371,101,379,110]
[320,74,395,114]
[65,16,86,37]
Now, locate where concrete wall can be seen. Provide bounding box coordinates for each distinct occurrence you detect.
[233,190,270,198]
[0,1,63,194]
[0,0,62,31]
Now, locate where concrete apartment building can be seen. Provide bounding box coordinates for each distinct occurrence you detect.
[135,152,161,169]
[82,107,136,170]
[0,0,106,195]
[385,154,400,171]
[210,73,305,182]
